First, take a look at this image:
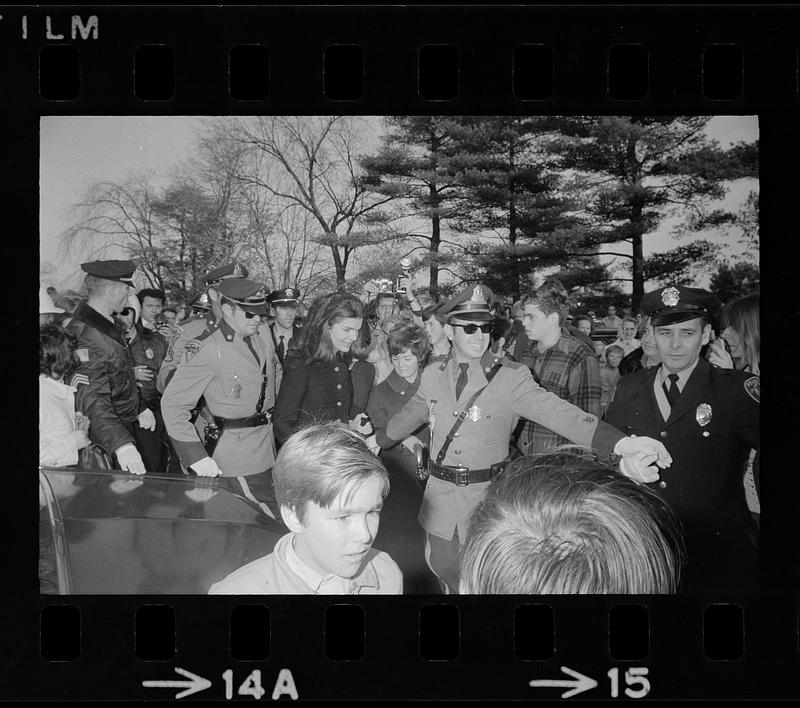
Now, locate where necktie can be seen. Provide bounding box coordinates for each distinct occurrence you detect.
[278,335,285,360]
[662,373,680,408]
[455,362,469,400]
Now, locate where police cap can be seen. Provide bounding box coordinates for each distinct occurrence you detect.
[640,285,720,327]
[218,278,270,315]
[268,287,300,306]
[203,262,249,285]
[80,259,137,285]
[439,284,495,323]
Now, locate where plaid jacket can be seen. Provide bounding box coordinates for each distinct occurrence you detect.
[513,327,602,454]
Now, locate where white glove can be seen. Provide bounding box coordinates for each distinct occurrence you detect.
[137,408,157,431]
[349,416,373,436]
[613,435,672,484]
[115,443,146,475]
[190,456,223,477]
[364,434,381,455]
[184,487,218,503]
[71,430,91,450]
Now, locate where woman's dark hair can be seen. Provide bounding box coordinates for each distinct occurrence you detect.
[39,324,80,380]
[387,322,429,364]
[292,291,364,364]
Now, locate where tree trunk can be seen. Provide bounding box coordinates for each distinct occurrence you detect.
[631,230,645,312]
[508,195,521,300]
[429,214,441,301]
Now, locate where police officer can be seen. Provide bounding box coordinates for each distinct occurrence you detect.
[156,261,250,393]
[267,287,302,366]
[605,285,760,593]
[383,283,673,592]
[161,278,280,519]
[66,260,152,475]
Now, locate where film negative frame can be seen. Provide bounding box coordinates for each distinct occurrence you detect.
[5,2,800,701]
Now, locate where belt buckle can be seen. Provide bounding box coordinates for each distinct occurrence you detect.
[453,465,470,487]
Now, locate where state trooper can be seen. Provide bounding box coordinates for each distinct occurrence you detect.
[156,261,250,393]
[383,283,674,592]
[605,284,760,593]
[161,278,280,519]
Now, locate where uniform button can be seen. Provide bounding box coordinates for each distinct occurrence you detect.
[336,384,342,390]
[336,401,342,407]
[334,366,340,372]
[226,335,233,341]
[485,366,491,373]
[400,391,405,395]
[453,411,458,417]
[454,449,462,455]
[702,431,709,438]
[454,432,460,438]
[660,431,667,438]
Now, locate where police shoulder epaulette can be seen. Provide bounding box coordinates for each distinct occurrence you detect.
[499,355,525,369]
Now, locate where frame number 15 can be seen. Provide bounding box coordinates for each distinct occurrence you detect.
[608,667,651,699]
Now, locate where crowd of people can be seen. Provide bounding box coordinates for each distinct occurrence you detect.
[39,259,760,595]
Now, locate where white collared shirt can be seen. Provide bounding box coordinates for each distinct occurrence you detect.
[653,358,699,422]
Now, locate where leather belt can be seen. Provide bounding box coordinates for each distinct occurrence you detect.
[213,408,274,430]
[428,459,507,487]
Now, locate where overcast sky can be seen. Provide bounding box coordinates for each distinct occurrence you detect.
[40,115,758,291]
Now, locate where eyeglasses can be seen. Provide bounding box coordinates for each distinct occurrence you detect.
[452,322,493,334]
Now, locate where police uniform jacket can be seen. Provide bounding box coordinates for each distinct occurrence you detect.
[156,313,217,393]
[128,322,169,407]
[385,349,625,540]
[269,321,302,365]
[604,358,760,592]
[65,301,140,454]
[273,349,376,445]
[160,317,278,476]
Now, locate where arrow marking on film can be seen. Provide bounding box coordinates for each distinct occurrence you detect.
[529,665,598,699]
[143,667,212,699]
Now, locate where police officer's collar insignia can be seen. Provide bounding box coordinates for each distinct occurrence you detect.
[286,288,295,297]
[145,347,154,359]
[232,263,245,277]
[468,404,482,422]
[744,376,760,403]
[661,287,680,307]
[695,403,712,427]
[184,340,201,363]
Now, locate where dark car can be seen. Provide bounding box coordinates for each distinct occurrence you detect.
[589,327,620,344]
[39,468,286,594]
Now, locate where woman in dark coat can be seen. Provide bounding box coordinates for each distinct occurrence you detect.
[273,292,375,446]
[367,322,439,594]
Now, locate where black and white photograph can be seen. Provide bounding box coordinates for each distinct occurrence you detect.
[39,114,760,597]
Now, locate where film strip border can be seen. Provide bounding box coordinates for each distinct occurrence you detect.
[1,6,799,110]
[25,595,800,700]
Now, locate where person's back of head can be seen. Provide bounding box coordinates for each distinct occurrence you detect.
[721,292,759,373]
[459,450,685,594]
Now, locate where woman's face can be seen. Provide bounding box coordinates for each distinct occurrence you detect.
[328,317,363,353]
[606,351,623,368]
[391,349,420,381]
[721,326,744,366]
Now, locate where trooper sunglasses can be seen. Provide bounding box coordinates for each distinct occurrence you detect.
[452,322,493,334]
[240,309,259,319]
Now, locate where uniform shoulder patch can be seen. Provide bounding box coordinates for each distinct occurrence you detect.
[75,348,90,363]
[184,340,203,364]
[744,376,760,403]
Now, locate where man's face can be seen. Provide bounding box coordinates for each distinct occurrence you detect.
[141,296,163,323]
[653,317,710,373]
[620,321,637,342]
[376,296,395,323]
[522,303,556,342]
[447,317,491,361]
[223,303,260,337]
[274,304,297,329]
[608,306,617,317]
[576,318,592,336]
[424,316,446,346]
[163,310,177,326]
[286,477,384,579]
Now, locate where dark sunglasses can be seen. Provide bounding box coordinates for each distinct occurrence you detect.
[452,322,493,334]
[241,310,259,320]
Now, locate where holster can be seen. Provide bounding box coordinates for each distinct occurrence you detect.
[203,423,222,456]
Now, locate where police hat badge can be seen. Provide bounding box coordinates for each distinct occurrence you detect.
[661,287,680,307]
